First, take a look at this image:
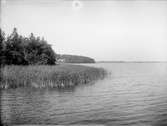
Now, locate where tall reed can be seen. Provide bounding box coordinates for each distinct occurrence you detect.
[0,64,107,89]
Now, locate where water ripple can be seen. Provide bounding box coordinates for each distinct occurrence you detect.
[1,63,167,125]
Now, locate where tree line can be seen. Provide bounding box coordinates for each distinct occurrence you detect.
[59,54,95,63]
[0,28,57,65]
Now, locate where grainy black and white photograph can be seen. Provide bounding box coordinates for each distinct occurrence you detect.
[0,0,167,125]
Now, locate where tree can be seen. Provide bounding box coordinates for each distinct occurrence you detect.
[5,28,28,65]
[0,28,6,65]
[24,33,56,65]
[1,27,57,65]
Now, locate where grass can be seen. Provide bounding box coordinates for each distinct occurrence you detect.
[0,64,107,89]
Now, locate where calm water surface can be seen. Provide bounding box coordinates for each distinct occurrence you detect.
[1,63,167,125]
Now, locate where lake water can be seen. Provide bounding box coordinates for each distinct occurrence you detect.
[1,63,167,125]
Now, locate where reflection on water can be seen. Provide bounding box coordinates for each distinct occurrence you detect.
[1,63,167,125]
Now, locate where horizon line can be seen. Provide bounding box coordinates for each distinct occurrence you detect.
[97,61,167,63]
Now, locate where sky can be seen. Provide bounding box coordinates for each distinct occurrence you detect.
[1,0,167,61]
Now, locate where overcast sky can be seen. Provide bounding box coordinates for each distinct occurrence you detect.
[1,0,167,61]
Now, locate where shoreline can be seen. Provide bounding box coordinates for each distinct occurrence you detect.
[0,64,107,89]
[97,61,167,63]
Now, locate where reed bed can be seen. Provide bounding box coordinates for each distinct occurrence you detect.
[0,64,107,89]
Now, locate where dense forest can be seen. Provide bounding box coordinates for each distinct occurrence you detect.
[58,54,95,63]
[0,28,57,65]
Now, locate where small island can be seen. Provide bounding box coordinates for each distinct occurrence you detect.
[0,28,107,89]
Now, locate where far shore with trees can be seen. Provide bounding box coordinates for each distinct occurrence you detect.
[0,28,107,89]
[57,54,95,63]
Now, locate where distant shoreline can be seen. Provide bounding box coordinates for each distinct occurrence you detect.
[97,61,167,63]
